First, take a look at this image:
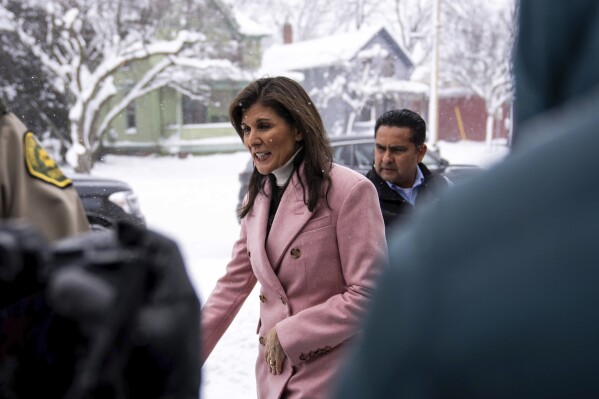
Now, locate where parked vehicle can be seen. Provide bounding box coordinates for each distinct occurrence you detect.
[236,134,481,218]
[329,135,481,182]
[71,174,146,231]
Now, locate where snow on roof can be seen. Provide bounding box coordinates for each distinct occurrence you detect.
[233,10,272,37]
[261,25,393,73]
[410,64,430,83]
[439,86,476,98]
[381,79,429,95]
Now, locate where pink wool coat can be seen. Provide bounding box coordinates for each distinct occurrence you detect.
[201,163,387,399]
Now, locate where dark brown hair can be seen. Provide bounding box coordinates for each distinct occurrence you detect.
[230,76,332,219]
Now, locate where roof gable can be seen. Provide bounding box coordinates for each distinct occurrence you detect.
[262,26,413,73]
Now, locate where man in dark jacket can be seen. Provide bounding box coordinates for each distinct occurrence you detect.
[366,109,449,235]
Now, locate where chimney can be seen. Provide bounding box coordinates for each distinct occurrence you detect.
[283,22,293,44]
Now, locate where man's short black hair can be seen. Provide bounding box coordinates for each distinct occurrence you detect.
[374,109,427,147]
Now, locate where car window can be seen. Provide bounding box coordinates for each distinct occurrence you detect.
[422,153,436,166]
[422,152,445,172]
[351,142,445,169]
[334,141,445,172]
[333,144,353,166]
[355,143,374,169]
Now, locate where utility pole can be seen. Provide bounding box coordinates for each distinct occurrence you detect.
[428,0,441,145]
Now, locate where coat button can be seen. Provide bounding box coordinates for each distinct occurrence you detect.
[280,297,287,305]
[290,248,301,258]
[259,294,266,303]
[259,336,265,345]
[299,354,306,361]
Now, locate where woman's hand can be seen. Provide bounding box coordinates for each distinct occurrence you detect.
[264,326,286,374]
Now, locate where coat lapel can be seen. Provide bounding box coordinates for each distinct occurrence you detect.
[245,170,312,294]
[246,180,284,295]
[265,170,313,270]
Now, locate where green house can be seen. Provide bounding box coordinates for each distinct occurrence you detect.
[102,2,271,156]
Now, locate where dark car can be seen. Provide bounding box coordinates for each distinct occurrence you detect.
[236,135,481,218]
[71,174,146,232]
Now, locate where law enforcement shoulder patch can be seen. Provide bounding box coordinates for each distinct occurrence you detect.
[23,131,72,188]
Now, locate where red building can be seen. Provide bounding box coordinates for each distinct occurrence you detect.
[437,90,511,142]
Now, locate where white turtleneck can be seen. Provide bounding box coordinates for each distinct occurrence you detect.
[271,147,303,187]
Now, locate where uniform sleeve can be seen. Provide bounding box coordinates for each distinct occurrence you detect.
[200,216,258,364]
[276,178,388,365]
[0,113,90,241]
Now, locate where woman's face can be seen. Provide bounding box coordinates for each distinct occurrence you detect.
[240,103,303,175]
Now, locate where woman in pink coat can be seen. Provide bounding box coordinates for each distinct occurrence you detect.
[201,76,387,399]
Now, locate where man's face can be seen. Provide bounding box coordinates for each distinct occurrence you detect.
[374,125,427,188]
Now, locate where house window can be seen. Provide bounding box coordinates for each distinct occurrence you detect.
[207,89,239,123]
[126,101,136,129]
[182,96,208,124]
[210,114,229,123]
[382,55,395,77]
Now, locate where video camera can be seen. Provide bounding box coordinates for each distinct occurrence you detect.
[0,221,200,399]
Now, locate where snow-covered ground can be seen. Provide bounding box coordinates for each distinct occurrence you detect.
[91,140,509,398]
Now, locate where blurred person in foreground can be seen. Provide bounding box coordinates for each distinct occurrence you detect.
[366,109,450,237]
[200,76,387,398]
[1,97,200,398]
[331,0,599,397]
[1,95,90,394]
[0,97,89,241]
[1,221,201,398]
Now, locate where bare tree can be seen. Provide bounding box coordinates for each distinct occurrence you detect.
[388,0,432,67]
[227,0,390,43]
[336,0,381,31]
[0,1,70,149]
[226,0,340,42]
[2,0,244,172]
[441,1,516,147]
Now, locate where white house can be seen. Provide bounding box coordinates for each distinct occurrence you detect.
[260,25,427,135]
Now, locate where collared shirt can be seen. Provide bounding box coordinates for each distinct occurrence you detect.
[386,166,425,205]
